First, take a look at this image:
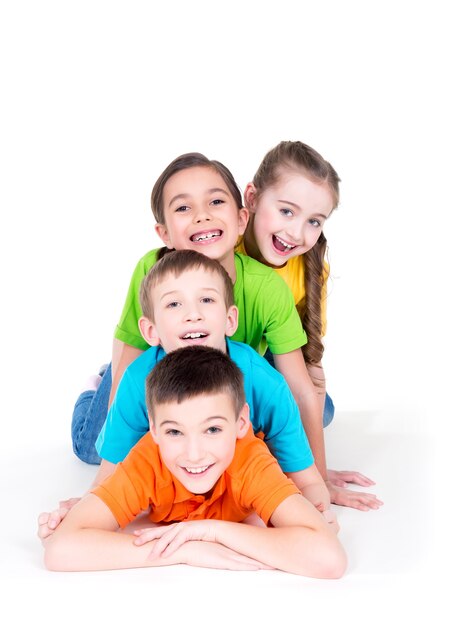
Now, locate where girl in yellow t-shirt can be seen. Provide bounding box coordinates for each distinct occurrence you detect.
[237,141,382,511]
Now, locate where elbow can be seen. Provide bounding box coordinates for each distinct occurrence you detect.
[306,540,348,580]
[43,535,70,572]
[321,547,347,579]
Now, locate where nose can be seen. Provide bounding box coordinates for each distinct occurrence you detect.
[285,219,304,244]
[185,437,206,464]
[183,303,203,322]
[193,203,212,223]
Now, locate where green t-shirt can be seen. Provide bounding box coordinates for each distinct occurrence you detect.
[114,249,307,355]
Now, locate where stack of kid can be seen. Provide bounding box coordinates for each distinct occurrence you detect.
[39,141,383,576]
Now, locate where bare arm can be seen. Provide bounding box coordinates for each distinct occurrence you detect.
[136,494,346,579]
[109,338,144,408]
[43,495,265,572]
[273,350,328,480]
[286,464,330,511]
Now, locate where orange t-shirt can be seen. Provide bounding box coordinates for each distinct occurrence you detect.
[92,428,300,528]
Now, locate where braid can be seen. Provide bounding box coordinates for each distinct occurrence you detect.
[300,232,328,373]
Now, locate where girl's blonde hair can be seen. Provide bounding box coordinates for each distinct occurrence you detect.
[251,141,341,367]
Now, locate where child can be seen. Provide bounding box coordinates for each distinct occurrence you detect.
[43,346,347,578]
[73,151,381,511]
[239,141,382,510]
[38,250,330,539]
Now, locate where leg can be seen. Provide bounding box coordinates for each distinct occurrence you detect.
[71,363,112,464]
[323,392,335,428]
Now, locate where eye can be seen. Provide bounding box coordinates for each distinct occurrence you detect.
[175,205,190,213]
[166,301,181,309]
[210,198,225,206]
[279,208,293,217]
[309,218,321,228]
[206,426,222,434]
[165,429,182,437]
[201,297,215,304]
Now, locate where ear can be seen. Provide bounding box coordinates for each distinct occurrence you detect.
[236,403,250,439]
[149,414,159,443]
[225,305,239,338]
[237,206,249,236]
[244,183,257,212]
[155,223,174,249]
[139,316,160,347]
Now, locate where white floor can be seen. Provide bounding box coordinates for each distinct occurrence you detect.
[2,2,471,623]
[1,403,462,625]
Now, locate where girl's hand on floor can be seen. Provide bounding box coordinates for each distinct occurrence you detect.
[326,480,384,511]
[327,469,376,488]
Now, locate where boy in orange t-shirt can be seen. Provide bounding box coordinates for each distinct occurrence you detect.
[42,346,346,578]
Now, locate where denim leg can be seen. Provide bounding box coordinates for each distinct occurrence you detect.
[323,392,335,428]
[71,363,112,464]
[264,349,335,428]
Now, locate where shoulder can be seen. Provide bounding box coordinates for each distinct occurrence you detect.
[123,346,164,381]
[136,248,161,272]
[228,340,285,383]
[234,252,290,288]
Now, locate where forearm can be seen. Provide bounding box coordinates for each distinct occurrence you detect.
[297,391,328,480]
[109,339,144,408]
[274,351,328,480]
[213,521,344,579]
[44,528,181,572]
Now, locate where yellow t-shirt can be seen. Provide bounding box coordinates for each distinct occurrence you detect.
[236,240,328,337]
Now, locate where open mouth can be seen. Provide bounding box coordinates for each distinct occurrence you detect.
[181,331,209,341]
[272,235,297,254]
[191,230,223,243]
[182,464,214,476]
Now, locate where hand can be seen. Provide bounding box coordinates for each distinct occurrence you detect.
[327,469,376,488]
[300,482,331,512]
[322,509,340,534]
[184,541,272,571]
[134,520,220,559]
[326,480,384,512]
[37,497,81,542]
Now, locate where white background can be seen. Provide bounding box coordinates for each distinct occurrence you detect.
[0,1,471,623]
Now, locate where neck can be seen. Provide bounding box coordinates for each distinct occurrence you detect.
[219,250,237,283]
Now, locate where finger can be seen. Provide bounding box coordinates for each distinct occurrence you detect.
[343,472,376,487]
[133,525,175,546]
[38,512,49,525]
[147,525,183,560]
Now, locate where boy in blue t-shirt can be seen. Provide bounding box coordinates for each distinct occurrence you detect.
[38,250,332,539]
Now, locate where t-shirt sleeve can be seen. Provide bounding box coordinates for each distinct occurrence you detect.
[263,272,307,355]
[252,368,314,472]
[237,439,301,525]
[95,364,149,463]
[114,251,158,350]
[92,437,157,528]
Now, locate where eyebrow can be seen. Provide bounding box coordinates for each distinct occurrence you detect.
[278,199,329,219]
[168,188,230,207]
[159,416,230,427]
[159,287,221,301]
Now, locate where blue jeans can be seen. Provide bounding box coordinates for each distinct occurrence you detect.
[71,363,112,464]
[263,350,334,428]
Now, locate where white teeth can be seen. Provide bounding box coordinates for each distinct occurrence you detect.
[275,235,295,249]
[183,332,206,339]
[192,231,220,242]
[185,465,209,474]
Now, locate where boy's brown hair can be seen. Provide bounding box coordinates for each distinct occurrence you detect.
[139,249,235,322]
[145,345,246,420]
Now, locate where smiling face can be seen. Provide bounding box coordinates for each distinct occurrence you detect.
[245,172,335,267]
[156,166,249,281]
[139,266,238,354]
[150,392,249,494]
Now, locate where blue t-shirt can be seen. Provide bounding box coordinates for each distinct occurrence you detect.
[96,339,314,473]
